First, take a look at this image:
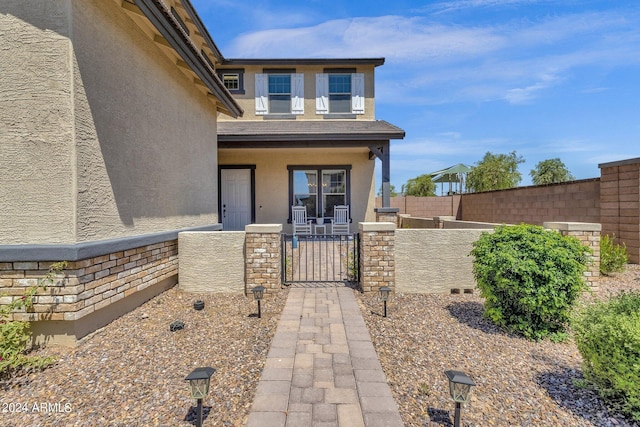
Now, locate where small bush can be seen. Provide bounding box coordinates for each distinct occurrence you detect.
[573,291,640,421]
[470,224,589,340]
[600,234,628,275]
[0,262,66,379]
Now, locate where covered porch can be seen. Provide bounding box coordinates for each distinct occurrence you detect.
[217,120,405,232]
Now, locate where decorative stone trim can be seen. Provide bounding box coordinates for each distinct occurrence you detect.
[0,241,178,322]
[359,222,395,294]
[244,224,282,294]
[544,222,601,290]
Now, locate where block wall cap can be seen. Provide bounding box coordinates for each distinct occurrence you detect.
[359,222,396,232]
[544,222,602,232]
[245,224,283,233]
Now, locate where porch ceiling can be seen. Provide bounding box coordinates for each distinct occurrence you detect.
[217,120,405,148]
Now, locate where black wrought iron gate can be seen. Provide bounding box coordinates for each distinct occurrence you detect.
[281,233,359,284]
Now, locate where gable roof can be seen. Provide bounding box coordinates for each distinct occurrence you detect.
[218,120,405,148]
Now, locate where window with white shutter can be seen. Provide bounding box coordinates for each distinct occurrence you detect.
[255,73,268,115]
[316,73,365,115]
[291,73,304,114]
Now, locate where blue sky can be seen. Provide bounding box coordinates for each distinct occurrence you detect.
[192,0,640,190]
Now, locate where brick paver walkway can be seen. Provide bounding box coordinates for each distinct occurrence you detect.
[246,287,403,427]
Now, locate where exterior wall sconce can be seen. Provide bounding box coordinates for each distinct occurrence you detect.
[379,286,391,317]
[185,366,215,427]
[251,286,265,318]
[444,370,476,427]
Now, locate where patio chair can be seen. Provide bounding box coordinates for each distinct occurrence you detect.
[331,205,350,235]
[292,206,312,235]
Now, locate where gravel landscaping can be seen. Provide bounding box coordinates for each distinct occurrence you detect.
[2,265,639,426]
[358,264,640,427]
[1,289,288,427]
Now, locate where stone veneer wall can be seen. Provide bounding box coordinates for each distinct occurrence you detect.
[244,224,282,294]
[0,240,178,346]
[359,222,395,294]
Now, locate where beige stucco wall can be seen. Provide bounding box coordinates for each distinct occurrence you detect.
[0,1,76,243]
[395,229,491,293]
[1,0,221,244]
[219,147,376,232]
[178,231,245,293]
[217,64,376,121]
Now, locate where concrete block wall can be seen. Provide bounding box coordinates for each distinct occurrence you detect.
[178,231,245,293]
[376,195,461,218]
[460,179,601,225]
[599,159,640,264]
[395,228,489,293]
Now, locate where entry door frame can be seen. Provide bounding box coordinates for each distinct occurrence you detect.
[218,165,256,229]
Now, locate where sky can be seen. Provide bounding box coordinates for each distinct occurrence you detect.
[192,0,640,190]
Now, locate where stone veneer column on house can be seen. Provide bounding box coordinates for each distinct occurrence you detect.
[544,222,601,290]
[359,222,395,294]
[244,224,282,295]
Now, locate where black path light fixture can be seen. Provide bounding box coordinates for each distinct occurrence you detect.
[185,366,215,427]
[379,286,391,317]
[251,286,266,318]
[444,370,476,427]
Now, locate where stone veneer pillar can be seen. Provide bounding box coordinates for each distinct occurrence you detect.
[544,222,601,290]
[244,224,282,295]
[359,222,395,294]
[374,207,399,225]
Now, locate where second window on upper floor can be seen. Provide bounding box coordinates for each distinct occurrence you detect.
[255,72,304,115]
[316,73,364,115]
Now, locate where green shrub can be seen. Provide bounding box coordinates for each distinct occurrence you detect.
[470,224,589,340]
[600,234,628,274]
[573,291,640,421]
[0,262,66,379]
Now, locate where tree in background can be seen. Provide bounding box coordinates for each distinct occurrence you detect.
[401,174,436,196]
[530,158,575,185]
[377,184,398,197]
[467,151,524,192]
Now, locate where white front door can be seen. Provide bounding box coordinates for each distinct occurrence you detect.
[221,168,252,230]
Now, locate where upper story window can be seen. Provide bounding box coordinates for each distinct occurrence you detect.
[328,74,352,113]
[316,72,364,115]
[268,74,291,114]
[218,69,245,94]
[255,71,304,115]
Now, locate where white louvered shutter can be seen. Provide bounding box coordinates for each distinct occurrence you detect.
[291,73,304,114]
[351,73,364,114]
[255,73,268,115]
[315,73,329,114]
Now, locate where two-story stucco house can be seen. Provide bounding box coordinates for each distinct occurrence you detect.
[0,0,403,346]
[214,59,404,232]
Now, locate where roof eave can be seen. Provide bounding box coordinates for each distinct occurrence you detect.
[221,58,386,67]
[133,0,243,118]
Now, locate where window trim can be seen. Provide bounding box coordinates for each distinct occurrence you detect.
[287,165,352,222]
[218,68,245,94]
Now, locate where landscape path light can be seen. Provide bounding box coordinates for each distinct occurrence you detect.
[251,286,265,318]
[379,286,391,317]
[185,366,215,427]
[444,370,476,427]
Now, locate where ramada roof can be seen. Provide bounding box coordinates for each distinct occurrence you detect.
[217,120,405,147]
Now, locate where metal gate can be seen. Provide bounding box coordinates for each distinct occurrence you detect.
[282,233,359,284]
